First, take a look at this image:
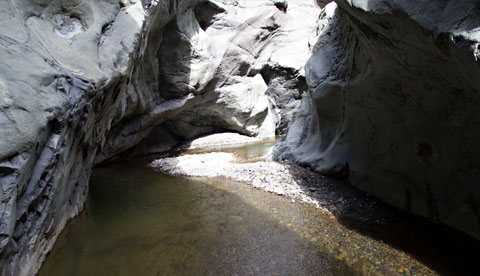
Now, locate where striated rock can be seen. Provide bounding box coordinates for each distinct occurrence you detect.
[0,0,318,274]
[144,0,318,139]
[123,0,319,154]
[0,1,151,274]
[273,1,480,239]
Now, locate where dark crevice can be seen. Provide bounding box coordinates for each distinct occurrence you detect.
[194,1,226,31]
[273,0,288,12]
[0,166,15,177]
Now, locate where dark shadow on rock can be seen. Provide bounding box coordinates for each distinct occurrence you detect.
[156,16,193,100]
[96,2,201,163]
[194,1,226,31]
[284,3,480,274]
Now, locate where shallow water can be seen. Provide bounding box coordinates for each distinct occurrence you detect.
[39,162,353,276]
[178,136,278,162]
[39,140,480,276]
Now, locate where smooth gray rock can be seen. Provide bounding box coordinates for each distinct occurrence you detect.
[0,0,318,274]
[161,0,318,138]
[273,0,480,239]
[0,0,191,274]
[125,0,319,154]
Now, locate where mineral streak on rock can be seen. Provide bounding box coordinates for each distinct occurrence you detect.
[272,0,480,240]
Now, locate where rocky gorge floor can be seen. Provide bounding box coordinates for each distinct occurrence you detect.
[151,133,392,224]
[149,133,480,276]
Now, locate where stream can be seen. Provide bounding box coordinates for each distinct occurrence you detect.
[39,140,479,276]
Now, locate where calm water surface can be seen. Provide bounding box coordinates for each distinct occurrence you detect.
[39,161,352,276]
[177,137,278,162]
[39,141,480,276]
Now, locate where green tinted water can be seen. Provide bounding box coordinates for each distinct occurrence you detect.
[38,141,480,276]
[38,162,352,276]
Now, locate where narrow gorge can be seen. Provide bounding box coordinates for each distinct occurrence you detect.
[0,0,479,275]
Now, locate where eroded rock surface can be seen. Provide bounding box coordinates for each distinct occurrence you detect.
[273,0,480,239]
[0,1,151,274]
[129,0,319,155]
[0,0,318,274]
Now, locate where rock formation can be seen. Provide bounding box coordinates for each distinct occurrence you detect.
[0,0,318,274]
[273,0,480,240]
[4,0,480,273]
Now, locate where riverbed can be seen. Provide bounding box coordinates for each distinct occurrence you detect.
[39,136,480,276]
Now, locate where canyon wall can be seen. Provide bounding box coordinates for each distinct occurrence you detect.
[273,0,480,239]
[0,0,318,274]
[5,0,479,274]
